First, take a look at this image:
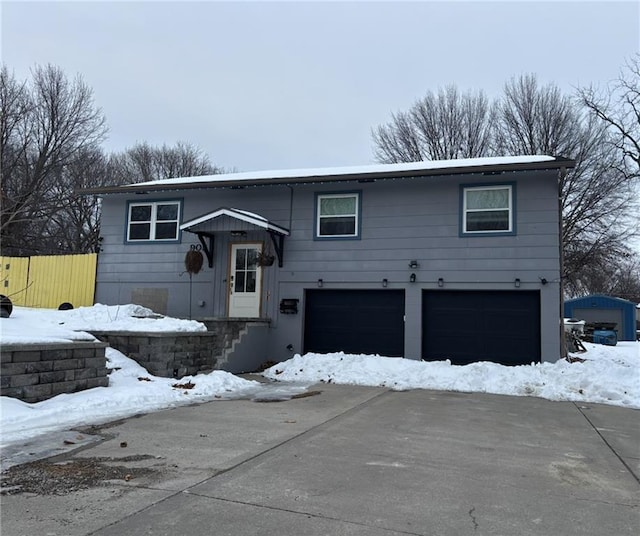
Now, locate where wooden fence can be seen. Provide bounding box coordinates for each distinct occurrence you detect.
[1,253,97,309]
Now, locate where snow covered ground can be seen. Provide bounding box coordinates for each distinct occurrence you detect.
[1,304,638,449]
[263,345,639,408]
[0,303,207,344]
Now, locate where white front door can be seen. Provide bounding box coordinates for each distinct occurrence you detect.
[228,243,262,318]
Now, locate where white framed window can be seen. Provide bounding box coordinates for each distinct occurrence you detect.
[127,200,181,242]
[462,185,514,235]
[315,192,361,239]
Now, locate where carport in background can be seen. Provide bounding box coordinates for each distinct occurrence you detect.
[564,295,637,341]
[573,308,623,332]
[422,290,541,366]
[303,289,405,357]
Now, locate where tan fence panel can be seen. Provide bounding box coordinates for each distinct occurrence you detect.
[23,254,97,309]
[0,256,31,306]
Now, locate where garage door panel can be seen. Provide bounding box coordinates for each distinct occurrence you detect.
[423,290,540,366]
[304,290,405,357]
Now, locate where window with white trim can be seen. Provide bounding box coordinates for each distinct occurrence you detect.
[316,193,360,238]
[127,201,181,241]
[462,185,513,234]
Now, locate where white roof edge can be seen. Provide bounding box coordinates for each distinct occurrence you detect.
[180,208,290,235]
[127,155,560,189]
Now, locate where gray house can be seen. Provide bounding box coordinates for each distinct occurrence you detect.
[83,155,575,371]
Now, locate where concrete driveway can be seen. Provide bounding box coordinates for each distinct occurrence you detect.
[1,382,638,535]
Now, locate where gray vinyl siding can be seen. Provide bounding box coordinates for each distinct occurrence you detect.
[95,168,562,363]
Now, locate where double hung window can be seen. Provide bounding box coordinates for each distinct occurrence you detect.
[462,185,514,235]
[316,192,360,239]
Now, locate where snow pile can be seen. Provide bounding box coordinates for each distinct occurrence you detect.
[0,303,206,344]
[264,342,640,408]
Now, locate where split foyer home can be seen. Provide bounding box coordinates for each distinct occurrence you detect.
[82,155,575,372]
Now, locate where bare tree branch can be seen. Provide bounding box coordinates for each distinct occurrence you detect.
[1,64,107,255]
[372,86,494,163]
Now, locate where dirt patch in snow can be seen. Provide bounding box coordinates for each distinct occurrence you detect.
[1,454,160,495]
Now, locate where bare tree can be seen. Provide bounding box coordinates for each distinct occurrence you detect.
[0,64,107,255]
[1,65,227,255]
[373,86,495,163]
[495,75,638,292]
[579,54,640,180]
[108,141,222,184]
[39,142,222,255]
[493,74,581,156]
[569,253,640,304]
[47,147,109,253]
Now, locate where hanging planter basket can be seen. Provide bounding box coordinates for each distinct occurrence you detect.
[256,251,275,267]
[185,248,204,274]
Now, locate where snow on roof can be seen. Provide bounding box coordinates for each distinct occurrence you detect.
[126,155,559,188]
[180,207,290,235]
[78,155,575,195]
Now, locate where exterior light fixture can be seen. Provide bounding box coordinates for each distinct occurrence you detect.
[437,278,444,287]
[410,273,417,283]
[514,278,521,288]
[539,277,548,285]
[408,260,419,269]
[317,278,323,288]
[382,278,388,288]
[230,230,247,237]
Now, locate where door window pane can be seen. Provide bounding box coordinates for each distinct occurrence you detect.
[246,271,256,292]
[233,247,261,293]
[235,249,246,270]
[234,272,246,292]
[247,248,258,269]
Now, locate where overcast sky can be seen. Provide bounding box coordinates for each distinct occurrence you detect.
[2,1,638,172]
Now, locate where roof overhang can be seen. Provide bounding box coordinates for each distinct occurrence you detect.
[180,208,289,268]
[180,207,289,236]
[78,155,576,195]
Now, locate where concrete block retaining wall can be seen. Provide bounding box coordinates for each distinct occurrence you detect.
[91,331,220,378]
[0,320,268,403]
[0,342,109,403]
[92,320,270,378]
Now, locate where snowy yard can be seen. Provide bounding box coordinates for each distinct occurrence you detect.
[1,304,638,448]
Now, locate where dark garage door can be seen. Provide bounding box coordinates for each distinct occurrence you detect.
[422,290,540,366]
[304,289,405,356]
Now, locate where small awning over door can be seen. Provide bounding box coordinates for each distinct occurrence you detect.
[180,207,290,267]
